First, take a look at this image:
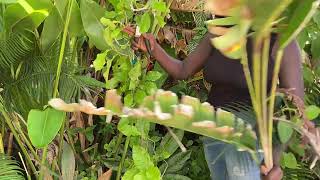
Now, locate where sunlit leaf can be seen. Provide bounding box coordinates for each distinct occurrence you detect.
[27,108,66,148]
[305,105,320,120]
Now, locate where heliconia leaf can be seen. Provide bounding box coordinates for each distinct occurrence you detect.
[49,89,258,153]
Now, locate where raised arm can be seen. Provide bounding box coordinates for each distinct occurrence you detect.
[124,27,214,80]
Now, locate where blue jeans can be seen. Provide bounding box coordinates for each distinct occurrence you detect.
[203,138,263,180]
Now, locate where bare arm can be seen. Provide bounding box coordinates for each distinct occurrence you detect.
[123,26,214,80]
[152,33,214,80]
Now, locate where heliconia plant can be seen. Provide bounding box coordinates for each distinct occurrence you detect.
[205,0,320,171]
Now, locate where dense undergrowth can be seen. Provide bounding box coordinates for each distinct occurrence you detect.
[0,0,320,180]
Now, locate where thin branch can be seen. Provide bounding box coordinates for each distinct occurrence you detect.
[166,127,186,152]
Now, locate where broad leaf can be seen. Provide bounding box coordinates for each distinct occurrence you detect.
[40,6,63,51]
[132,145,154,171]
[138,13,151,33]
[118,117,141,137]
[305,105,320,120]
[4,0,52,32]
[80,0,108,50]
[277,121,293,144]
[93,51,107,71]
[145,71,162,81]
[27,108,66,148]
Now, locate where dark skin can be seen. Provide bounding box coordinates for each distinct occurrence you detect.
[124,26,305,180]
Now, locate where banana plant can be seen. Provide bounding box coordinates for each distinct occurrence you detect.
[49,89,259,159]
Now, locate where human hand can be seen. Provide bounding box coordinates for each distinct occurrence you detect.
[261,165,283,180]
[122,26,157,54]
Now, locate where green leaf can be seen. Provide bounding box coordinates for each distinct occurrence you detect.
[4,0,52,32]
[27,108,66,148]
[279,0,318,48]
[305,105,320,120]
[145,166,161,180]
[106,77,120,89]
[151,2,167,13]
[118,117,141,137]
[311,34,320,59]
[132,145,154,171]
[136,120,150,139]
[134,89,147,105]
[123,167,139,180]
[80,0,108,50]
[68,0,84,37]
[124,93,134,107]
[281,152,298,169]
[156,129,184,160]
[143,82,157,95]
[297,29,309,49]
[145,71,162,81]
[163,174,192,180]
[129,61,142,80]
[159,151,191,173]
[277,121,293,143]
[0,0,17,4]
[93,51,107,71]
[61,141,75,180]
[206,16,238,26]
[313,10,320,27]
[40,6,63,51]
[138,13,151,33]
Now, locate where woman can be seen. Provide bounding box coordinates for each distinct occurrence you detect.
[124,26,303,179]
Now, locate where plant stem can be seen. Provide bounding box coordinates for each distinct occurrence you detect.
[18,126,40,162]
[39,146,48,180]
[261,36,273,170]
[267,49,284,165]
[0,133,3,154]
[113,133,123,155]
[52,0,74,166]
[52,0,74,98]
[241,42,257,112]
[116,136,131,180]
[0,110,37,176]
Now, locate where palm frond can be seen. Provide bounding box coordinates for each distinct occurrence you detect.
[283,163,319,180]
[0,32,104,118]
[0,154,25,180]
[0,33,33,70]
[223,101,257,126]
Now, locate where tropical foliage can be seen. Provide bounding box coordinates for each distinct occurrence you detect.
[0,0,320,180]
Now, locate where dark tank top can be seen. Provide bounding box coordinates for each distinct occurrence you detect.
[203,36,277,107]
